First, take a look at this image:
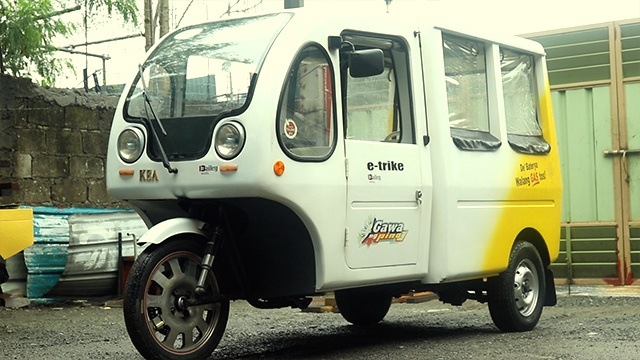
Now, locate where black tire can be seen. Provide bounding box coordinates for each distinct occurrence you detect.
[123,238,229,360]
[335,287,392,326]
[488,241,546,332]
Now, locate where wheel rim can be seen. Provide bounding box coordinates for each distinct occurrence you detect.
[143,251,222,355]
[513,258,539,317]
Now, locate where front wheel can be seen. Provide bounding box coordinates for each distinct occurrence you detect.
[123,238,229,360]
[488,241,546,332]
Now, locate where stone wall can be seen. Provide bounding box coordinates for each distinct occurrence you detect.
[0,74,125,207]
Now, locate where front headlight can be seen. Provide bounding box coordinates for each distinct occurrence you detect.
[117,127,145,163]
[215,121,245,160]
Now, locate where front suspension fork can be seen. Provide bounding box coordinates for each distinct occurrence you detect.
[195,225,223,298]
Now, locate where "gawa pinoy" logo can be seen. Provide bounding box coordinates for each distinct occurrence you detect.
[359,217,408,246]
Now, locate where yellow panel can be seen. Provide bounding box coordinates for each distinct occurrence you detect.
[0,208,34,259]
[483,82,563,272]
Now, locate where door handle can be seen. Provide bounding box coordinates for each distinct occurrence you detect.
[415,190,422,205]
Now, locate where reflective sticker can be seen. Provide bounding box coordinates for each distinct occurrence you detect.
[284,118,298,139]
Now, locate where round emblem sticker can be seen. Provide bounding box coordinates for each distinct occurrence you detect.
[284,118,298,139]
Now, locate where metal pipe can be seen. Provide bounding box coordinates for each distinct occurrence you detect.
[566,225,573,294]
[603,149,640,156]
[62,33,144,49]
[54,47,110,60]
[117,232,123,296]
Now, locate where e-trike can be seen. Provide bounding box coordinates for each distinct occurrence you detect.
[107,9,562,360]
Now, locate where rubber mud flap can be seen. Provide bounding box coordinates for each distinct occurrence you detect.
[544,267,557,306]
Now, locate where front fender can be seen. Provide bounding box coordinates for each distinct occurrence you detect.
[138,218,207,246]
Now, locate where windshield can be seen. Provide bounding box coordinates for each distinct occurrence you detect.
[125,13,291,120]
[122,13,291,161]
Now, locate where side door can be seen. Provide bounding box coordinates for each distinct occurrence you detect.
[341,32,430,269]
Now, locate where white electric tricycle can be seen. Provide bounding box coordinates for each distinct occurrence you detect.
[107,9,562,360]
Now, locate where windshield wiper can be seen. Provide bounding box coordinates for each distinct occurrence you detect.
[138,64,178,174]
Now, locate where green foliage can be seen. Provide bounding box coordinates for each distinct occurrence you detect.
[0,0,73,85]
[86,0,138,26]
[0,0,138,86]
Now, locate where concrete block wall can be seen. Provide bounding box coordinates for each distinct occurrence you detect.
[0,74,125,207]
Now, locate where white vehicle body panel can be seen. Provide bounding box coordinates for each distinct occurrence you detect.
[107,10,561,295]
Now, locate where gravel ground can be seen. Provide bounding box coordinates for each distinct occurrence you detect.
[1,292,639,360]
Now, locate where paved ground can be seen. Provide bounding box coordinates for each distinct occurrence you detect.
[0,286,639,360]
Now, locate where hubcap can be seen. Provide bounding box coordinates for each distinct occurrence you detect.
[513,258,539,317]
[144,251,222,354]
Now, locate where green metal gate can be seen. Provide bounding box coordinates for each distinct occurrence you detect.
[528,20,640,285]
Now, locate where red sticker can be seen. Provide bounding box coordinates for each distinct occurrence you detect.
[284,118,298,139]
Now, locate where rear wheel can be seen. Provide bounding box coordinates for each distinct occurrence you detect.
[123,238,229,360]
[335,287,392,326]
[488,241,545,332]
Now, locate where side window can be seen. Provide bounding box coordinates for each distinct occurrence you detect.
[277,45,335,160]
[501,48,550,154]
[345,54,400,142]
[343,37,413,144]
[442,34,500,151]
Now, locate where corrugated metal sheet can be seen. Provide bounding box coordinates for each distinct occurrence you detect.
[552,86,615,223]
[551,86,621,280]
[626,83,640,221]
[632,227,640,282]
[621,23,640,78]
[47,211,147,298]
[23,211,70,299]
[23,207,147,301]
[551,226,618,280]
[529,27,611,86]
[531,21,640,283]
[3,252,28,294]
[627,82,640,278]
